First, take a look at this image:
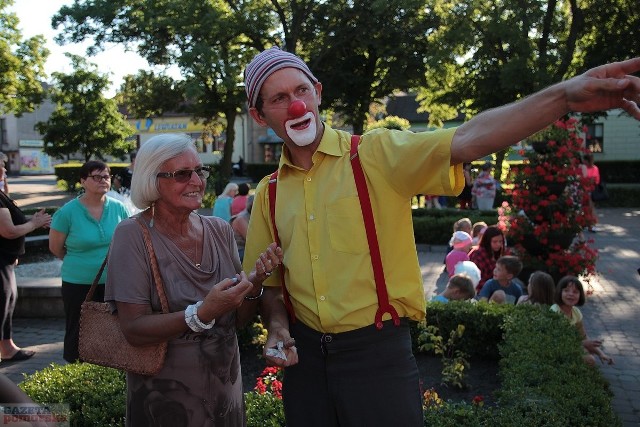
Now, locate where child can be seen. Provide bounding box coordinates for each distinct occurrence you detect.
[517,270,555,305]
[469,225,506,291]
[550,276,614,366]
[476,255,523,304]
[443,217,473,266]
[454,261,482,289]
[471,221,487,247]
[431,274,476,303]
[445,231,473,277]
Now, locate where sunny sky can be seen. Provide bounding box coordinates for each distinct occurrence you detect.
[8,0,179,97]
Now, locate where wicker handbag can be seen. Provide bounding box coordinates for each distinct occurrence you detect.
[79,218,170,375]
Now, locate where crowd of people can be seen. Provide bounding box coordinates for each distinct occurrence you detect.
[1,47,637,425]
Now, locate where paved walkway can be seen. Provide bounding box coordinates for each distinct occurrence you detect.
[4,176,640,425]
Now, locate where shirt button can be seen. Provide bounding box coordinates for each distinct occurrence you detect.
[309,214,315,220]
[306,177,312,182]
[320,296,326,301]
[313,255,319,260]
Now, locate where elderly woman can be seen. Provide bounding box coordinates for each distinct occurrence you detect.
[105,133,282,426]
[50,160,130,362]
[0,158,51,362]
[213,182,239,222]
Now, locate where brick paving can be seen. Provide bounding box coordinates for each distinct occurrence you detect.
[3,176,639,426]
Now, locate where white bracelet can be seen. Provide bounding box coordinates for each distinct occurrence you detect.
[185,301,215,332]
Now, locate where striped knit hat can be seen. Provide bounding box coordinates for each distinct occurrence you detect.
[244,47,318,108]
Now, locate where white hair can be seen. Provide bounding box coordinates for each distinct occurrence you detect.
[130,133,197,209]
[454,261,482,288]
[219,182,239,197]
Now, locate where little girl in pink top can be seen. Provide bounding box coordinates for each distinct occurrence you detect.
[445,231,473,277]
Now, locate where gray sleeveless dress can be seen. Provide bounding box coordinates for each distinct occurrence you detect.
[105,214,246,426]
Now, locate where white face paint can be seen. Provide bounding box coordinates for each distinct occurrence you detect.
[285,112,317,147]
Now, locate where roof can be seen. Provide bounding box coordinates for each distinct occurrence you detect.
[385,94,465,124]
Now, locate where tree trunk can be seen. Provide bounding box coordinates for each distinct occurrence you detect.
[217,108,237,189]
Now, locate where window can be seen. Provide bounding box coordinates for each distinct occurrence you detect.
[586,123,604,153]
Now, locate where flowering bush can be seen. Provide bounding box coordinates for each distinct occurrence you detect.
[254,366,283,399]
[500,118,598,279]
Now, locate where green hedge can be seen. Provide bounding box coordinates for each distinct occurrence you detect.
[20,363,126,427]
[419,303,619,427]
[20,304,618,427]
[597,161,638,184]
[594,185,640,208]
[412,209,498,245]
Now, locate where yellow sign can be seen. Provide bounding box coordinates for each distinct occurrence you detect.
[129,117,206,134]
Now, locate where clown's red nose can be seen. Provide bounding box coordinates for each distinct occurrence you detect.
[288,100,307,118]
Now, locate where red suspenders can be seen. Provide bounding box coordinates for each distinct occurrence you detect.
[268,135,400,330]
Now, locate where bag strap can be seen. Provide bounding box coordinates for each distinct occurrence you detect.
[268,170,296,323]
[86,257,109,302]
[136,217,170,313]
[85,217,170,314]
[349,135,400,329]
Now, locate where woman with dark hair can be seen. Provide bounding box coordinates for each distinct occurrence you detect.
[231,182,251,216]
[49,160,130,362]
[0,158,51,362]
[468,225,506,291]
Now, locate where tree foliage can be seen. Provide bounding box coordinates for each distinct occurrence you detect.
[50,0,636,178]
[53,0,269,182]
[416,0,592,178]
[115,70,185,118]
[302,0,435,134]
[0,0,49,115]
[36,54,135,162]
[578,0,640,69]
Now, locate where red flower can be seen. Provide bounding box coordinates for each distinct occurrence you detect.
[254,366,284,399]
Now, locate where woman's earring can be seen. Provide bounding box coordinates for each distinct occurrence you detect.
[149,203,155,228]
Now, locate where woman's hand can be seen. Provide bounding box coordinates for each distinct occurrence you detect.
[198,271,256,322]
[30,208,51,230]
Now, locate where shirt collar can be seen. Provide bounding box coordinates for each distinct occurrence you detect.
[279,123,345,170]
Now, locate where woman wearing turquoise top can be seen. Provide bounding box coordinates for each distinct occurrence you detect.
[49,160,130,362]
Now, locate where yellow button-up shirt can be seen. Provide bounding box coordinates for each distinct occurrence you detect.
[243,125,463,333]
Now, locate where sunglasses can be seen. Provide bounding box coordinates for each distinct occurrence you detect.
[156,166,210,183]
[87,174,112,183]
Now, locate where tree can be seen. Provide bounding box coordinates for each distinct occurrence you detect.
[115,70,186,118]
[52,0,440,177]
[36,54,135,161]
[0,0,49,114]
[301,0,435,134]
[416,0,590,179]
[53,0,271,184]
[578,0,640,69]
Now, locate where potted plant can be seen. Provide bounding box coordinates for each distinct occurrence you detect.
[498,118,598,282]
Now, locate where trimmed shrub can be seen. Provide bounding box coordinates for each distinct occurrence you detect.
[421,301,514,359]
[245,392,286,427]
[20,363,126,427]
[18,306,619,427]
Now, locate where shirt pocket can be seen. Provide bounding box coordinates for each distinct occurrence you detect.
[326,197,368,254]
